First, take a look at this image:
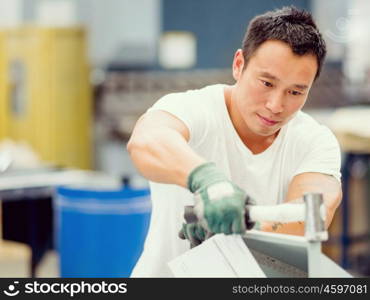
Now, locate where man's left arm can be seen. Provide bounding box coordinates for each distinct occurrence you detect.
[260,172,342,235]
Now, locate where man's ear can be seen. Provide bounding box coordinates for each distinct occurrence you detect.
[232,49,245,81]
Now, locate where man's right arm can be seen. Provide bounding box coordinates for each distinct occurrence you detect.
[128,109,249,238]
[127,110,206,188]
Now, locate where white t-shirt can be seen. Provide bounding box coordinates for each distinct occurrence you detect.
[131,84,341,277]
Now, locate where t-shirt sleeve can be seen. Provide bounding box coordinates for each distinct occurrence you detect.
[292,127,342,182]
[146,91,209,147]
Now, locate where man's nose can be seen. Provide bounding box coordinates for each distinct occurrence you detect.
[265,91,284,114]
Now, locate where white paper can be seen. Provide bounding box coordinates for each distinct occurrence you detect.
[168,234,266,278]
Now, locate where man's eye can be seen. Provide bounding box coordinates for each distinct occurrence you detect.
[261,80,273,87]
[289,90,302,96]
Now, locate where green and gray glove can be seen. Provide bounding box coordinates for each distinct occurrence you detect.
[179,222,214,248]
[184,162,248,236]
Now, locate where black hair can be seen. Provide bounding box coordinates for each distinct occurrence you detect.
[242,6,326,79]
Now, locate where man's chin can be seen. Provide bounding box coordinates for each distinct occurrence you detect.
[254,126,281,137]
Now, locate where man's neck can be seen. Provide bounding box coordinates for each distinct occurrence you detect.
[224,86,278,154]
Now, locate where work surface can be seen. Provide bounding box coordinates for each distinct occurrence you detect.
[169,231,352,278]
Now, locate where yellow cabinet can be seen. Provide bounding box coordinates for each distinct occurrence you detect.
[0,27,92,169]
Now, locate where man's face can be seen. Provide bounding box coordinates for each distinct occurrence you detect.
[231,40,318,137]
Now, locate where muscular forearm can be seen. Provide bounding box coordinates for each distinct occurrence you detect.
[260,221,305,236]
[127,125,205,188]
[259,173,342,236]
[259,196,305,235]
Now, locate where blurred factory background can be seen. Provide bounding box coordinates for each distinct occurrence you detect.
[0,0,369,278]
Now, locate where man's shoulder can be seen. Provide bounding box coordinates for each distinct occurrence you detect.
[286,111,335,143]
[289,111,328,131]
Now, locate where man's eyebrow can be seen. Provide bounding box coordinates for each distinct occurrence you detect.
[293,84,309,90]
[259,71,309,90]
[259,71,278,80]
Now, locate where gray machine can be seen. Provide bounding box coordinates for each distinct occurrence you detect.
[181,193,352,277]
[243,230,351,277]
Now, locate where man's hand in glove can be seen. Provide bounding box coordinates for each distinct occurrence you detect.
[187,162,248,235]
[179,223,213,248]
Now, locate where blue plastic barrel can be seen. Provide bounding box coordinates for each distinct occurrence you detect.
[54,186,151,277]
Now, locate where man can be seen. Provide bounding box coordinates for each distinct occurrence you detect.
[127,6,342,277]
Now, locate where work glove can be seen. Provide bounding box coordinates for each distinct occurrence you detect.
[178,222,214,248]
[187,162,248,235]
